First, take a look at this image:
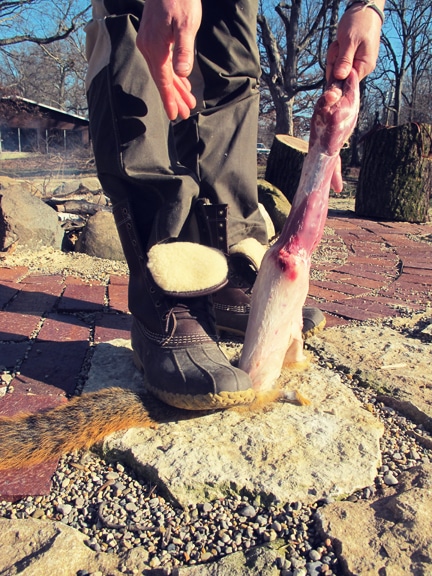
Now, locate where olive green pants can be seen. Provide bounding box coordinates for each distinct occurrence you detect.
[85,0,267,253]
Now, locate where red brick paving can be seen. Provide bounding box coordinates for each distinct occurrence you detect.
[0,211,431,500]
[58,277,106,312]
[94,312,133,343]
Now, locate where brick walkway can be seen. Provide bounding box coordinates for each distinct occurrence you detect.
[1,211,431,500]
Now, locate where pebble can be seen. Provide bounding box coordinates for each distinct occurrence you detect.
[0,449,338,573]
[383,472,399,486]
[238,504,256,518]
[57,503,72,516]
[309,549,321,561]
[202,502,213,513]
[293,568,308,576]
[307,560,324,575]
[74,497,85,509]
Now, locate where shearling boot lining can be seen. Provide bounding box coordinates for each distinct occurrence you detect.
[147,242,228,296]
[229,238,268,271]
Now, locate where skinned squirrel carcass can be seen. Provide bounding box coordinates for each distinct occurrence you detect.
[239,70,360,391]
[0,72,360,472]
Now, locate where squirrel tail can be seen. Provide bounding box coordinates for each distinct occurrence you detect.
[0,388,154,470]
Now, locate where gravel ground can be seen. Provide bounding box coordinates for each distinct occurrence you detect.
[0,340,431,575]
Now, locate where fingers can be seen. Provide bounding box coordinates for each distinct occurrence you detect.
[328,38,369,82]
[136,0,201,120]
[143,49,196,120]
[172,75,197,119]
[330,156,343,193]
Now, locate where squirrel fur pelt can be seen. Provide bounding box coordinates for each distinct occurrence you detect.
[0,386,308,471]
[0,388,155,471]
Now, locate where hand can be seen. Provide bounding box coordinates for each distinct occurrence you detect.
[310,71,361,192]
[136,0,202,120]
[326,3,384,82]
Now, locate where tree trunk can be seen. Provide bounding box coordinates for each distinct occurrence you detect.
[355,123,432,223]
[264,134,309,204]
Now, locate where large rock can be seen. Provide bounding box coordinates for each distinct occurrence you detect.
[307,324,432,432]
[79,176,102,193]
[173,542,286,575]
[84,339,384,508]
[51,177,103,198]
[0,184,63,251]
[76,210,125,261]
[316,464,432,575]
[0,516,287,576]
[0,518,122,575]
[257,179,291,234]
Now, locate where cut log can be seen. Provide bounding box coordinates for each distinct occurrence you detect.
[355,123,432,223]
[265,134,309,204]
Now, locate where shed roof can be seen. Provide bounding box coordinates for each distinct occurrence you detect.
[0,96,88,131]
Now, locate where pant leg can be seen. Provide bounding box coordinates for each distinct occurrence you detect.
[85,0,201,251]
[173,0,268,248]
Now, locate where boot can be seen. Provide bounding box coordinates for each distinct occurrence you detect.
[113,201,255,410]
[195,199,326,338]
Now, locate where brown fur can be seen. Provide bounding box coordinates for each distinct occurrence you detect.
[0,386,309,471]
[0,388,155,470]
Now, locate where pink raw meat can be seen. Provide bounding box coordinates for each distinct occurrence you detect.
[240,70,360,391]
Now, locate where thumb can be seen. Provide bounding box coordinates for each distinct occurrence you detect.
[172,36,195,77]
[332,43,356,80]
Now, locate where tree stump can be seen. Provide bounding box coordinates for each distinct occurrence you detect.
[355,123,432,223]
[265,134,308,204]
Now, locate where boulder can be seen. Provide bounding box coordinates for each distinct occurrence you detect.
[78,176,102,193]
[76,210,125,261]
[0,184,63,251]
[257,179,291,234]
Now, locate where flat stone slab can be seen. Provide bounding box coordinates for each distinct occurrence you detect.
[0,517,287,576]
[316,464,432,576]
[307,322,432,432]
[84,339,383,507]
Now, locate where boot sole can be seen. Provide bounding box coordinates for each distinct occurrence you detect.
[133,350,256,411]
[303,317,326,340]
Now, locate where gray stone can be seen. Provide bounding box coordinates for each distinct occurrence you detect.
[0,518,122,575]
[84,339,143,394]
[76,210,125,261]
[173,541,285,575]
[79,176,102,193]
[307,324,432,432]
[52,180,82,198]
[0,184,63,251]
[316,464,432,576]
[83,339,383,507]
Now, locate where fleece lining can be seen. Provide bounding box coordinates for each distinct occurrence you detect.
[229,238,268,271]
[147,242,228,295]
